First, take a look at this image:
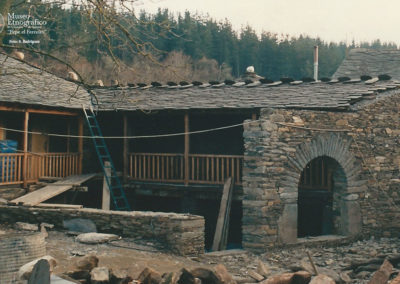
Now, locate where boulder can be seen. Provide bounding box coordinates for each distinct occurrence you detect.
[177,268,197,284]
[64,270,91,282]
[309,274,335,284]
[15,222,38,231]
[110,269,133,284]
[161,272,180,284]
[18,255,57,280]
[63,218,97,233]
[0,197,8,205]
[292,271,312,284]
[76,255,99,271]
[191,267,221,283]
[368,259,393,284]
[260,273,293,284]
[76,233,119,244]
[137,267,162,284]
[90,267,110,284]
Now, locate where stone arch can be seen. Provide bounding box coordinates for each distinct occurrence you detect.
[278,134,363,244]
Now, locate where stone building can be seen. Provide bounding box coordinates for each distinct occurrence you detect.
[91,76,400,250]
[1,51,399,252]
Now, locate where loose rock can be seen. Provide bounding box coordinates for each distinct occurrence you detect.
[76,233,119,244]
[15,221,38,231]
[90,267,110,284]
[137,267,162,284]
[309,274,335,284]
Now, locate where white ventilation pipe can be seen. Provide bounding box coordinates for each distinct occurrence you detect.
[314,45,318,81]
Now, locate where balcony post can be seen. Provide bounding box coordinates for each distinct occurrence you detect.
[184,113,189,185]
[78,116,83,174]
[123,113,128,182]
[22,111,29,188]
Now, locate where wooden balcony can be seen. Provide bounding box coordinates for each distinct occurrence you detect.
[129,153,243,185]
[0,153,81,186]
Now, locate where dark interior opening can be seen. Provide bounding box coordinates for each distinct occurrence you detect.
[298,156,338,237]
[128,193,242,251]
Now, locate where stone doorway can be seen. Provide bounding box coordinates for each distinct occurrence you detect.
[297,156,340,237]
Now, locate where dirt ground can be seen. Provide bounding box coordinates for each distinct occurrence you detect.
[46,231,217,279]
[3,223,400,283]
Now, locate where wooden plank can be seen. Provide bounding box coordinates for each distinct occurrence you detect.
[12,173,96,206]
[102,161,111,210]
[212,177,234,251]
[184,113,189,185]
[35,203,83,209]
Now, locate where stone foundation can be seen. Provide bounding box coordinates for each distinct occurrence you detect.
[0,205,205,256]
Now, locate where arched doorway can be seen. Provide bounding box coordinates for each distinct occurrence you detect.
[297,156,345,237]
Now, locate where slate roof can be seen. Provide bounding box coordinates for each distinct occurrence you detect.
[0,53,90,110]
[333,48,400,80]
[0,52,399,113]
[93,79,400,112]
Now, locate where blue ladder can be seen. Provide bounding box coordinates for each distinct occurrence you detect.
[82,107,131,211]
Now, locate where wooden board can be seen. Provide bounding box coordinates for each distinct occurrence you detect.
[35,203,83,209]
[212,177,234,251]
[12,173,96,206]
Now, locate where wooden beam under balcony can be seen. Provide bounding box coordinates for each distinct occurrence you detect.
[0,105,79,116]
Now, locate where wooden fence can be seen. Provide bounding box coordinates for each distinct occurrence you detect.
[129,153,243,185]
[0,153,81,185]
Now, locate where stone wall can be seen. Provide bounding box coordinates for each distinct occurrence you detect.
[242,93,400,250]
[0,206,205,256]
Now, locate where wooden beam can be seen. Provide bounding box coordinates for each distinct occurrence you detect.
[22,111,29,188]
[184,113,189,186]
[78,117,83,174]
[252,113,257,120]
[0,105,78,116]
[123,114,128,182]
[102,161,111,210]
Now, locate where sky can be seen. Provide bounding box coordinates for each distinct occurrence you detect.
[136,0,400,45]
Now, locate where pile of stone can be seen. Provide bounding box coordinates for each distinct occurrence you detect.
[61,254,327,284]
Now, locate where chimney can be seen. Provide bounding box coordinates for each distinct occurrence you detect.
[314,46,318,81]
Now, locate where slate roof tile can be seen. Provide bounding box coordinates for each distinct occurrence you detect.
[0,53,91,110]
[334,48,400,80]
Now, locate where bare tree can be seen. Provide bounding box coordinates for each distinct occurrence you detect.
[0,0,181,87]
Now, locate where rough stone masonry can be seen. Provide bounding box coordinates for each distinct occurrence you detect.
[0,206,205,256]
[242,92,400,251]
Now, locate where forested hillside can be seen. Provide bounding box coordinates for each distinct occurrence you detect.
[3,4,398,85]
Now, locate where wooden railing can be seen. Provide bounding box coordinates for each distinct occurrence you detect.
[129,153,243,185]
[130,153,184,182]
[0,153,81,185]
[38,153,81,178]
[0,153,23,185]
